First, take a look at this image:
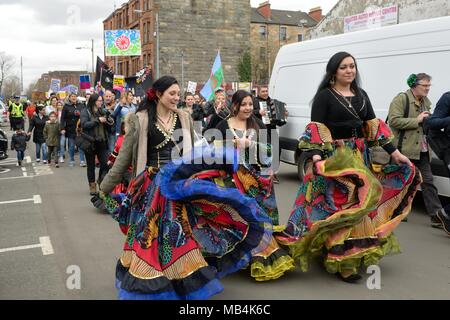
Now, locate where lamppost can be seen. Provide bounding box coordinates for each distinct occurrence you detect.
[299,19,308,42]
[76,39,95,86]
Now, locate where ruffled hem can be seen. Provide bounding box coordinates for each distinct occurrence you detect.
[116,261,224,300]
[324,234,401,275]
[250,249,295,281]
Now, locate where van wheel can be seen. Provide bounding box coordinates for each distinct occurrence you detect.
[297,151,313,181]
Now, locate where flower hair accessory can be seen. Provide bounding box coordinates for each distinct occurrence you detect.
[407,74,417,88]
[147,88,157,101]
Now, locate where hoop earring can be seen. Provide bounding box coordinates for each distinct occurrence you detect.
[330,76,336,86]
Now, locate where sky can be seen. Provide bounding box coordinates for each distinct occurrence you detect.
[0,0,338,91]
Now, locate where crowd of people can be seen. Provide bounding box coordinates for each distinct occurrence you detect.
[5,51,450,300]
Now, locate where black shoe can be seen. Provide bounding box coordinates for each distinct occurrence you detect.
[402,217,408,222]
[273,175,280,184]
[436,209,450,236]
[430,214,443,229]
[336,273,362,283]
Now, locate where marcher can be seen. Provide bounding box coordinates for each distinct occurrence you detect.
[103,90,117,153]
[182,92,204,122]
[203,88,232,132]
[11,126,29,166]
[43,112,60,168]
[80,93,114,195]
[60,93,86,167]
[388,73,450,231]
[45,97,58,116]
[28,105,49,164]
[99,76,275,300]
[112,90,136,151]
[275,52,421,283]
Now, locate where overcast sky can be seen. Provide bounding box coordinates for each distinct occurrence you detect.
[0,0,338,91]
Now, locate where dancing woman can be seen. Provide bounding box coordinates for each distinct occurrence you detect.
[275,52,421,282]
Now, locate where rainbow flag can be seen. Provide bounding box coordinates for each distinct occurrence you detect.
[200,52,224,101]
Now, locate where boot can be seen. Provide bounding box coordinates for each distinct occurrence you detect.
[89,182,97,196]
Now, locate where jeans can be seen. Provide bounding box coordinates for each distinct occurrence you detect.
[59,134,67,158]
[16,150,24,162]
[35,143,47,161]
[85,142,109,184]
[68,137,85,163]
[412,152,443,216]
[108,133,117,154]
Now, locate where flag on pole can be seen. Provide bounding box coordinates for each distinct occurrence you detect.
[200,52,224,101]
[95,57,114,91]
[79,74,91,90]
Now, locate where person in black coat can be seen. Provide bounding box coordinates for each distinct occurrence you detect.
[11,127,30,166]
[80,93,114,195]
[27,105,49,163]
[60,93,86,166]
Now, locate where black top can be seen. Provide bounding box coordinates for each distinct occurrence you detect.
[28,114,49,144]
[146,115,183,168]
[60,103,85,138]
[312,88,395,153]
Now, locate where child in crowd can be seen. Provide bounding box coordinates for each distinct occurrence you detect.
[11,126,30,166]
[44,112,60,168]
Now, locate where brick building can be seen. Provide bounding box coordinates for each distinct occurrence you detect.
[251,2,320,84]
[103,0,251,89]
[34,71,88,93]
[310,0,450,39]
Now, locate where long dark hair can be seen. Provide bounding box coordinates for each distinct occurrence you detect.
[313,52,362,104]
[87,93,104,115]
[136,75,179,123]
[231,90,260,132]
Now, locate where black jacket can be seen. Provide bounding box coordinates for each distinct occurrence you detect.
[28,114,49,144]
[60,102,84,138]
[80,108,113,143]
[11,132,29,151]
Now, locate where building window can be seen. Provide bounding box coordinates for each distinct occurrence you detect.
[298,34,303,42]
[260,47,266,60]
[259,26,266,39]
[143,22,148,44]
[280,27,287,41]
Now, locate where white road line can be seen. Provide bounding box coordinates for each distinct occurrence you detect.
[0,195,42,205]
[21,166,27,177]
[25,156,31,163]
[0,236,54,256]
[0,168,11,174]
[0,175,34,181]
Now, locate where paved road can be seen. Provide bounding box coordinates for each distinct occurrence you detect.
[0,124,449,300]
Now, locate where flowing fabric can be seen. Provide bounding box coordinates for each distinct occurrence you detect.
[275,119,421,275]
[103,145,293,300]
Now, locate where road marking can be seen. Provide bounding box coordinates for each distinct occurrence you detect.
[25,156,31,163]
[21,166,27,177]
[0,195,42,205]
[0,168,11,174]
[0,236,54,256]
[0,175,34,181]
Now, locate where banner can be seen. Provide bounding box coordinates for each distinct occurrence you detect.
[60,85,78,95]
[79,74,91,90]
[49,79,61,93]
[238,82,251,92]
[344,5,398,33]
[113,75,125,91]
[187,81,197,94]
[104,30,142,56]
[94,56,114,92]
[125,66,153,97]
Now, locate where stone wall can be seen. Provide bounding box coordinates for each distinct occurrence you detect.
[311,0,450,38]
[155,0,251,87]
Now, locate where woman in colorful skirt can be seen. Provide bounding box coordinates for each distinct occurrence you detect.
[275,52,422,282]
[99,77,282,299]
[215,90,295,281]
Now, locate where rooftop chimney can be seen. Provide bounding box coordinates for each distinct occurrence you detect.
[257,1,272,20]
[309,6,323,22]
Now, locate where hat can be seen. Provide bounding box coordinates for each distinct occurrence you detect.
[214,87,225,93]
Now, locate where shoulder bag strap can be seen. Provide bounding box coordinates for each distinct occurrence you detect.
[396,93,410,153]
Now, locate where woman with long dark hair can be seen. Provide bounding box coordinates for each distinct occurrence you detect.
[80,93,114,195]
[99,77,274,299]
[275,52,421,282]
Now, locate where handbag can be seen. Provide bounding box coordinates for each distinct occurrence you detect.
[75,119,95,153]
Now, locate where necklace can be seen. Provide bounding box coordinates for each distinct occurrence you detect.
[328,88,361,120]
[155,112,178,150]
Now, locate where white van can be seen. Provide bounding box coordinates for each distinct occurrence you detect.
[269,16,450,197]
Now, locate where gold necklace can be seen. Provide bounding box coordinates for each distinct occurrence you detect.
[328,88,361,120]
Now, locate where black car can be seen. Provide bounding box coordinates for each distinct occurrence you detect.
[0,128,8,160]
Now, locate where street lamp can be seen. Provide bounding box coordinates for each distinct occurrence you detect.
[76,39,94,86]
[299,19,308,42]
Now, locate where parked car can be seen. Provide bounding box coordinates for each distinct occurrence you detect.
[0,100,9,126]
[0,128,8,160]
